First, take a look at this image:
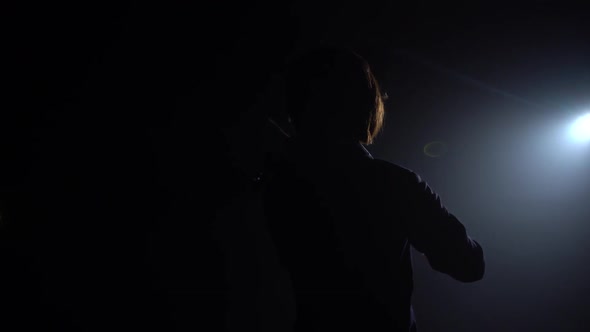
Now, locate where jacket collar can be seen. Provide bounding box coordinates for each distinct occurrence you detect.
[286,136,374,161]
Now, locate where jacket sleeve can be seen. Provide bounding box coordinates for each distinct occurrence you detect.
[406,172,485,282]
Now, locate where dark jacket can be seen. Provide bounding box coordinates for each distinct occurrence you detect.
[262,138,484,331]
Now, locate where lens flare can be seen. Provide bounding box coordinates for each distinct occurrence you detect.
[423,141,448,158]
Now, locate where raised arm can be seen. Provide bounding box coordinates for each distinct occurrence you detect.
[406,173,485,282]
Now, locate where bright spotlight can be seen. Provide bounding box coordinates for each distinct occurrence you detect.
[569,113,590,142]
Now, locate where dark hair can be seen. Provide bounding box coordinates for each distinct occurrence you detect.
[284,47,385,144]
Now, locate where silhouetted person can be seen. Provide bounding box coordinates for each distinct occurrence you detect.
[262,47,485,332]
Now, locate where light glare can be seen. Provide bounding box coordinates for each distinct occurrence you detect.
[569,113,590,142]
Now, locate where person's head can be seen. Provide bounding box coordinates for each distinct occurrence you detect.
[284,47,385,145]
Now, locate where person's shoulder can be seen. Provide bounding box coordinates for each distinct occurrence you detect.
[369,158,421,182]
[368,159,433,200]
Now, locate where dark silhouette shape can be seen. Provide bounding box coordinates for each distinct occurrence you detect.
[0,2,298,331]
[262,47,485,332]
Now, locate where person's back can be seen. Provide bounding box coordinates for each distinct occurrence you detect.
[262,47,484,331]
